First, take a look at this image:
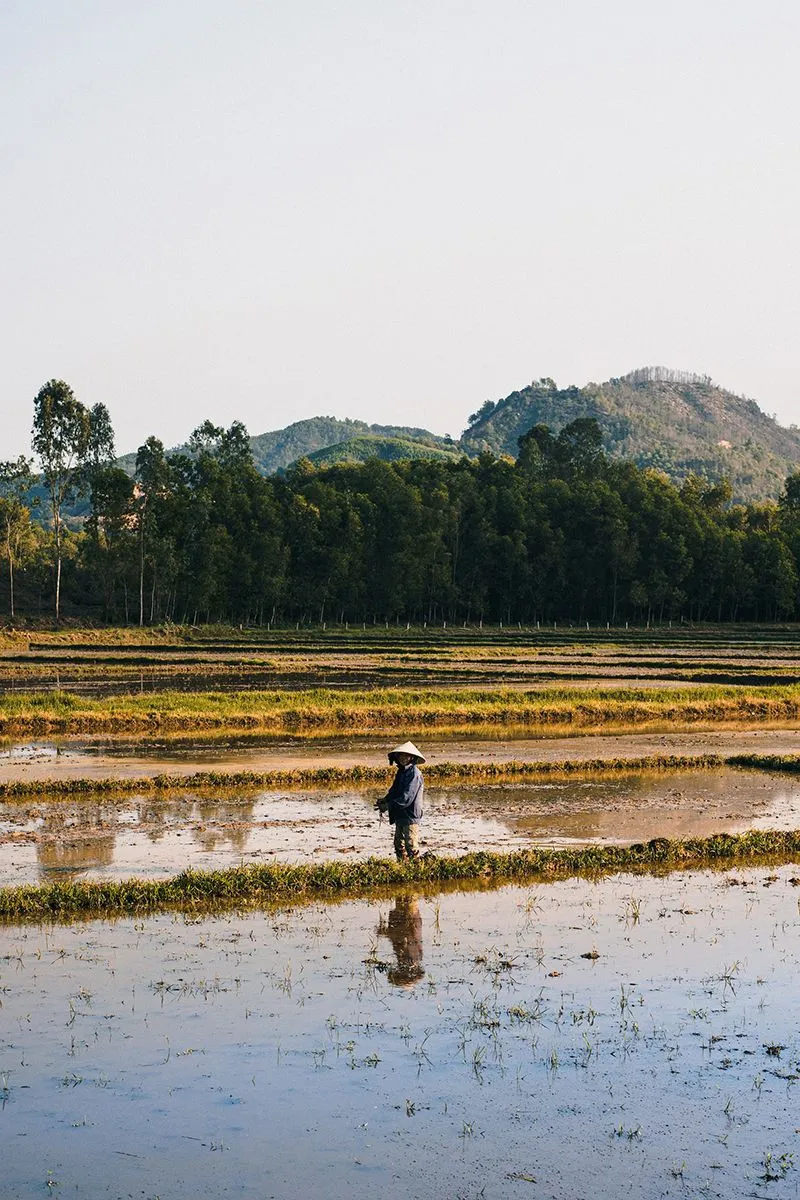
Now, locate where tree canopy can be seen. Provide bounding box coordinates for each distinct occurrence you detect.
[10,391,800,626]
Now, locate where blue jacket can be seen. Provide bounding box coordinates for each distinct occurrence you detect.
[383,763,424,825]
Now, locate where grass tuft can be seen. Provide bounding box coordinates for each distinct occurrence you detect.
[2,829,800,922]
[0,753,728,801]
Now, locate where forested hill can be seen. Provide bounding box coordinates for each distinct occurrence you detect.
[112,367,799,500]
[114,418,457,478]
[460,368,800,501]
[302,435,462,469]
[14,378,800,626]
[249,417,456,474]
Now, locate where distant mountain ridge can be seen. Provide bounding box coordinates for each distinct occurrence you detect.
[250,417,456,474]
[114,417,456,477]
[114,367,800,501]
[460,367,800,500]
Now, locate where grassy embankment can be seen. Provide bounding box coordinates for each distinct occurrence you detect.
[2,683,800,734]
[0,753,727,798]
[2,829,799,921]
[4,620,800,641]
[732,753,800,772]
[0,750,797,801]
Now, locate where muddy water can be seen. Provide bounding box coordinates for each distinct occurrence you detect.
[2,869,800,1198]
[2,724,800,785]
[3,767,800,885]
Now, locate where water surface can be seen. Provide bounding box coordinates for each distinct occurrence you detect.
[3,724,800,785]
[2,869,799,1197]
[2,767,800,885]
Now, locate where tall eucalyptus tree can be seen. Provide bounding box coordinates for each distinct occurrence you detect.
[0,456,35,618]
[135,437,171,626]
[31,380,92,621]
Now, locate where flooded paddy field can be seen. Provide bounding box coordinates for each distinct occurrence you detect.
[3,626,800,697]
[3,767,800,886]
[3,725,800,786]
[3,869,800,1198]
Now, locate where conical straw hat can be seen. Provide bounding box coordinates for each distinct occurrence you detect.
[388,741,426,764]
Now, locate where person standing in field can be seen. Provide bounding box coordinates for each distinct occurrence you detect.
[376,741,425,861]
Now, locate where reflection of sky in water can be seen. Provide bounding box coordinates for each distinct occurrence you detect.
[6,722,800,777]
[2,871,800,1198]
[1,768,800,884]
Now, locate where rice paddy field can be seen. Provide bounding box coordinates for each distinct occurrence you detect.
[3,625,800,1196]
[2,623,800,701]
[3,871,800,1198]
[1,763,800,890]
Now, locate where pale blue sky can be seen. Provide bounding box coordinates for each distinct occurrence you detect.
[3,0,799,459]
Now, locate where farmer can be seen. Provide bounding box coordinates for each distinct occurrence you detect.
[376,740,425,861]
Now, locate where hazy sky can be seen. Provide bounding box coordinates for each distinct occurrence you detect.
[3,1,800,460]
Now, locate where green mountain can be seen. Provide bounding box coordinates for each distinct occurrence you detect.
[107,367,799,501]
[299,435,462,469]
[460,367,800,501]
[112,418,457,478]
[250,417,456,475]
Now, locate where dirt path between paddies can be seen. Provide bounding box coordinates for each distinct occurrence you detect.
[2,723,800,784]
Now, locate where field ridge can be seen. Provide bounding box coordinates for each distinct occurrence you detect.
[3,829,800,920]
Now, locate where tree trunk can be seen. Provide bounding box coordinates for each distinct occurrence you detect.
[54,507,62,623]
[6,527,14,619]
[138,520,145,627]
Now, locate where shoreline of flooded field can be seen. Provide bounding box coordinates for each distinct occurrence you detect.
[2,724,800,786]
[2,868,799,1198]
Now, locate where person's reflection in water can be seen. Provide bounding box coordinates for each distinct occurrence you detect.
[378,894,425,988]
[37,833,116,879]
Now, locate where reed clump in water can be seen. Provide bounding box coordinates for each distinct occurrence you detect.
[2,829,800,921]
[0,753,728,800]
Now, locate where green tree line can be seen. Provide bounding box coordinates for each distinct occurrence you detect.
[5,380,800,625]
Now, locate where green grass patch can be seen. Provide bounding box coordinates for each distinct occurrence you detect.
[0,753,728,800]
[2,830,799,921]
[2,684,800,734]
[729,753,800,773]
